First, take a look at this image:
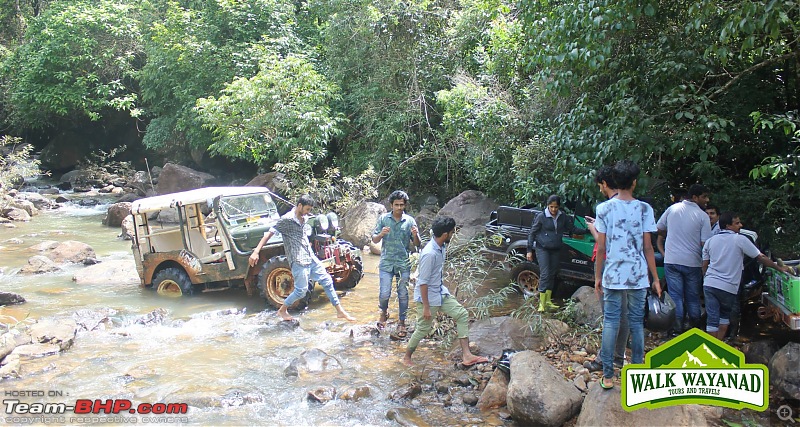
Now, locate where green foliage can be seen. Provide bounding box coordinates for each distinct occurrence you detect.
[138,0,298,152]
[74,145,135,182]
[0,135,43,193]
[1,0,142,129]
[196,53,343,165]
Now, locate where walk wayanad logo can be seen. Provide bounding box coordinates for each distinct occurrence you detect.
[621,329,768,412]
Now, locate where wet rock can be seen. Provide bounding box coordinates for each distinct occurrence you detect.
[124,365,156,380]
[29,318,77,351]
[436,384,450,394]
[72,308,117,332]
[28,240,96,264]
[18,255,61,275]
[16,192,55,210]
[103,202,132,227]
[2,207,31,222]
[349,324,381,344]
[39,188,60,195]
[135,308,169,326]
[55,195,70,203]
[120,215,135,240]
[339,385,371,402]
[576,382,708,426]
[462,393,479,406]
[386,407,431,427]
[769,342,800,399]
[284,348,343,378]
[5,238,23,245]
[10,343,61,359]
[469,316,569,358]
[478,368,509,410]
[389,383,422,401]
[340,201,386,248]
[117,193,140,203]
[437,190,498,244]
[569,286,604,327]
[743,340,782,366]
[72,260,138,286]
[453,374,473,387]
[507,351,582,427]
[0,328,33,360]
[220,390,266,407]
[156,163,217,195]
[78,197,99,204]
[11,199,38,217]
[307,386,336,403]
[498,410,512,420]
[0,354,21,378]
[0,291,26,305]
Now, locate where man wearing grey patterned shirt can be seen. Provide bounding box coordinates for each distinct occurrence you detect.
[250,195,355,322]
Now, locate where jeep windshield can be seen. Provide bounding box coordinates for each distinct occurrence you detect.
[219,193,279,223]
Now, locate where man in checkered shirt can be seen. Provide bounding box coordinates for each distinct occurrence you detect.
[249,194,356,322]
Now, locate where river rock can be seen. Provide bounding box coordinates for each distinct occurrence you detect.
[437,190,498,243]
[73,308,118,332]
[413,206,437,239]
[340,201,386,248]
[9,343,62,359]
[29,318,77,351]
[156,162,217,195]
[103,202,132,227]
[17,192,55,210]
[284,348,343,378]
[120,215,135,240]
[389,383,422,401]
[245,171,289,195]
[0,291,26,305]
[386,407,431,427]
[575,382,708,426]
[339,385,372,401]
[2,207,30,221]
[28,240,96,264]
[307,386,336,403]
[368,239,382,255]
[0,328,33,360]
[18,255,61,275]
[72,260,138,286]
[570,286,603,327]
[507,351,582,427]
[743,340,782,366]
[468,316,569,358]
[462,392,479,406]
[135,308,169,326]
[769,342,800,399]
[0,354,21,378]
[11,199,38,217]
[220,390,266,407]
[55,195,70,203]
[477,368,509,410]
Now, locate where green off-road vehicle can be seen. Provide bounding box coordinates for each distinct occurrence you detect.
[129,187,362,308]
[482,205,666,297]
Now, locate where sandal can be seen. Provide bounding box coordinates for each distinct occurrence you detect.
[600,378,614,390]
[377,311,388,329]
[396,323,407,338]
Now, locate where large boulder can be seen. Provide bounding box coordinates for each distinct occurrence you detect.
[437,190,498,243]
[2,207,30,222]
[0,292,25,305]
[507,351,583,426]
[769,342,800,399]
[576,382,709,426]
[72,260,139,286]
[569,286,604,327]
[284,348,343,378]
[468,316,570,357]
[340,201,387,249]
[155,163,216,195]
[28,240,96,264]
[29,318,77,351]
[245,171,289,195]
[0,327,33,360]
[18,255,61,275]
[16,192,55,210]
[103,202,132,227]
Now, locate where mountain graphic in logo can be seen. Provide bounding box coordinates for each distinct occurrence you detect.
[663,343,737,369]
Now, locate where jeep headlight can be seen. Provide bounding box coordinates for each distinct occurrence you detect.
[316,213,329,234]
[326,212,339,233]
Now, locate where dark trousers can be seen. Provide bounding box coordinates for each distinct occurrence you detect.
[535,247,560,292]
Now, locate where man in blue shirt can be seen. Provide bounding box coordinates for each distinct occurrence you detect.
[372,190,420,336]
[402,216,488,367]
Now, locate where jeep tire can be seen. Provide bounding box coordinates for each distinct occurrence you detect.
[511,261,540,298]
[152,267,194,297]
[259,256,311,310]
[334,256,363,290]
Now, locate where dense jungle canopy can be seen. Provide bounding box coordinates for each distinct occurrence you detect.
[0,0,799,254]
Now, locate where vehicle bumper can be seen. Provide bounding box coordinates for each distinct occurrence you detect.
[761,292,800,330]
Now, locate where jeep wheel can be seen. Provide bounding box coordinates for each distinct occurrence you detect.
[152,267,194,297]
[334,257,363,290]
[259,256,311,310]
[511,261,540,298]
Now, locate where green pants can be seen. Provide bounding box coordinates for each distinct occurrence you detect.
[407,295,469,351]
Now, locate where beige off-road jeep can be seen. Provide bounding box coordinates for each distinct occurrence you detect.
[129,187,362,308]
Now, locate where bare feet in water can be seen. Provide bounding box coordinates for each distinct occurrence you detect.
[336,306,356,322]
[401,356,413,367]
[277,306,294,321]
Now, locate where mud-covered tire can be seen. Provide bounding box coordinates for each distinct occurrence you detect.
[152,267,194,297]
[258,256,311,310]
[511,261,540,298]
[334,257,363,290]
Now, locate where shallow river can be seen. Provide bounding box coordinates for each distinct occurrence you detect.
[0,200,483,426]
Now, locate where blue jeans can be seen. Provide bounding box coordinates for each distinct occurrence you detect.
[378,267,410,322]
[703,286,736,332]
[601,288,646,380]
[664,263,702,328]
[598,291,629,365]
[283,260,340,307]
[535,247,560,292]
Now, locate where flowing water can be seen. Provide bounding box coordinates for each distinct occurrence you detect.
[0,197,480,426]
